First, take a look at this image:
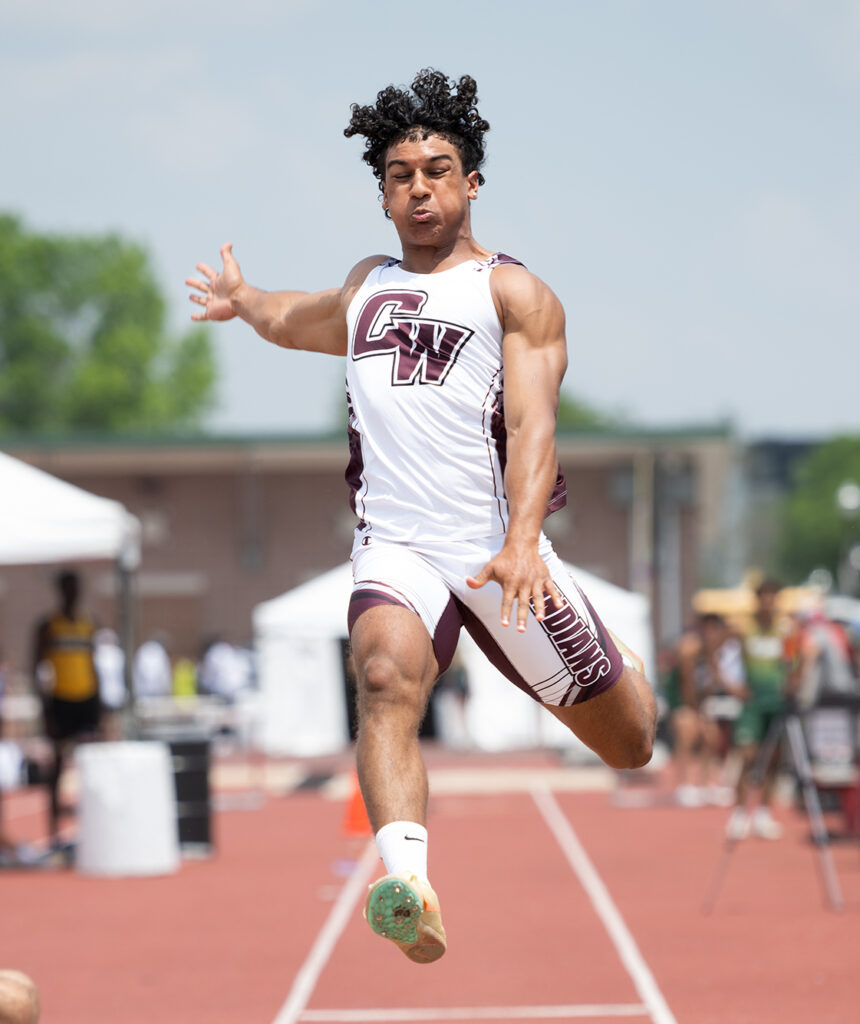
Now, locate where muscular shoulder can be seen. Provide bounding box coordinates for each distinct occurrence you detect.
[341,254,394,308]
[489,263,565,338]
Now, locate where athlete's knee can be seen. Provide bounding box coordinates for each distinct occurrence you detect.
[590,710,654,770]
[547,686,655,770]
[610,721,655,770]
[607,673,657,768]
[358,653,418,710]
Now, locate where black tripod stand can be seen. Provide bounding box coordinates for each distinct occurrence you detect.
[702,703,844,914]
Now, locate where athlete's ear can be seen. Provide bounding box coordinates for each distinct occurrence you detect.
[466,170,479,201]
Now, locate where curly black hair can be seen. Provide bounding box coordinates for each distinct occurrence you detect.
[344,69,490,207]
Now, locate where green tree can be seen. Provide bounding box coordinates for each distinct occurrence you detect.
[777,436,860,584]
[0,215,215,434]
[556,390,620,431]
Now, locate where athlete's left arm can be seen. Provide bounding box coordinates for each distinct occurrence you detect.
[466,267,568,631]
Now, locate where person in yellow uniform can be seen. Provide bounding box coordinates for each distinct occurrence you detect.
[32,571,103,846]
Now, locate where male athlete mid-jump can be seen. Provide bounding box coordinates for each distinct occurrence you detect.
[187,69,657,965]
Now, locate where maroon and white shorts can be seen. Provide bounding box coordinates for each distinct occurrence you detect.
[348,534,623,708]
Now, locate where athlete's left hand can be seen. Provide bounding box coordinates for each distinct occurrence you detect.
[466,542,563,632]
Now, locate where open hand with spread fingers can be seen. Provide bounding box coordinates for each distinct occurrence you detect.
[466,541,564,632]
[185,242,244,322]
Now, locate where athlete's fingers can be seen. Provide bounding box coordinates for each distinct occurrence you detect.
[532,585,547,623]
[185,276,210,294]
[220,242,237,269]
[465,565,493,589]
[188,293,207,306]
[196,262,218,282]
[516,586,531,632]
[547,578,564,610]
[499,582,516,628]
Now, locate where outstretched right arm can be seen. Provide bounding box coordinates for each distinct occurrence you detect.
[186,243,385,357]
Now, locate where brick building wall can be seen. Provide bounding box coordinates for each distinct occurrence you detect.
[0,429,735,677]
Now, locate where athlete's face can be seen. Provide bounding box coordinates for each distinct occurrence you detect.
[381,135,479,245]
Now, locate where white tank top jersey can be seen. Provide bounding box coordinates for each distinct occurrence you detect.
[344,253,566,544]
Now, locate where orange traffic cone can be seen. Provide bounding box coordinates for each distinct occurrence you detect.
[342,771,373,837]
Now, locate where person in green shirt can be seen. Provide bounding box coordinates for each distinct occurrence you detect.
[726,579,797,840]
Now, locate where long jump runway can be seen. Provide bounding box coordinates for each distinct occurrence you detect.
[274,787,674,1024]
[2,752,859,1023]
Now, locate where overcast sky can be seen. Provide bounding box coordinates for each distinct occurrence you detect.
[3,0,858,440]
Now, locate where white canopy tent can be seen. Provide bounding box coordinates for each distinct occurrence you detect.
[0,450,141,715]
[254,561,654,756]
[0,450,140,568]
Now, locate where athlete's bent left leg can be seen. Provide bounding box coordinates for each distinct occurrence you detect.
[545,666,657,770]
[452,538,657,769]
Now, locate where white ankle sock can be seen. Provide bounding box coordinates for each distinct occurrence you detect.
[375,821,428,880]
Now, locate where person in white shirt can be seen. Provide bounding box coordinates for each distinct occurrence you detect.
[132,634,171,701]
[93,629,126,712]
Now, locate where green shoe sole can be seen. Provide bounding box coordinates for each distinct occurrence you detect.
[366,877,423,943]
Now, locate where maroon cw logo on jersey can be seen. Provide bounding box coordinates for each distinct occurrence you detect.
[353,290,474,385]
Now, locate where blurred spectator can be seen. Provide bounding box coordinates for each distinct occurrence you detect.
[171,656,198,698]
[726,579,797,840]
[670,614,745,807]
[787,609,856,710]
[133,632,172,700]
[198,636,253,701]
[93,629,126,739]
[0,685,23,858]
[0,970,40,1024]
[1,648,35,864]
[32,570,102,846]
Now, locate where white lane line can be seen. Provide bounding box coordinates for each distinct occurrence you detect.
[300,1004,648,1021]
[272,839,379,1024]
[531,789,678,1024]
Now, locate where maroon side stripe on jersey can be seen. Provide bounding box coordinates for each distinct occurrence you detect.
[345,408,365,517]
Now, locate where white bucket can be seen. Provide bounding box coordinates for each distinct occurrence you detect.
[75,741,180,877]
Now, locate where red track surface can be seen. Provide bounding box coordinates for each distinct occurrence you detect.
[1,748,858,1024]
